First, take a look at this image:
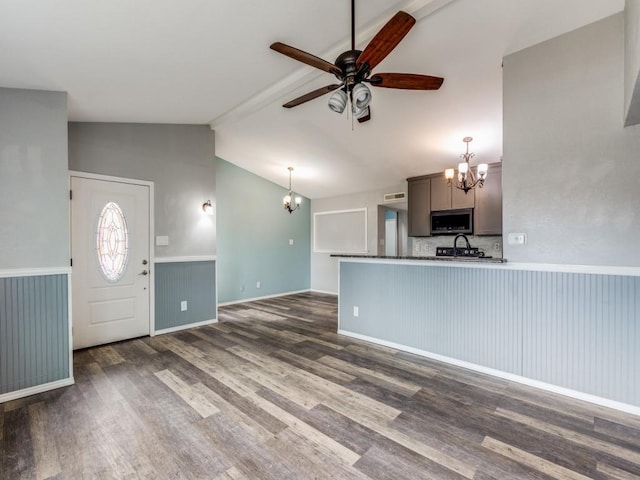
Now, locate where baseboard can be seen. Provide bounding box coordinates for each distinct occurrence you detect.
[309,288,338,295]
[338,329,640,418]
[0,377,75,404]
[153,318,218,336]
[218,289,311,306]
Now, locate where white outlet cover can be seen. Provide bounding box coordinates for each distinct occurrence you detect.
[180,300,187,311]
[507,233,527,245]
[353,306,359,317]
[289,239,294,245]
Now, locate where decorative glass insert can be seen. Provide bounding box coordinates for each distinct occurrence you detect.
[96,201,129,282]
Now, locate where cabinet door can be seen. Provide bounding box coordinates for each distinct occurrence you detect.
[474,163,502,235]
[452,182,475,209]
[408,178,431,236]
[430,175,451,211]
[431,173,475,210]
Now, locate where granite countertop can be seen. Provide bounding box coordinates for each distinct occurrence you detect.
[331,254,507,263]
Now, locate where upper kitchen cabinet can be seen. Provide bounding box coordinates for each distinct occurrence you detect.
[431,174,475,211]
[407,176,431,236]
[474,163,502,235]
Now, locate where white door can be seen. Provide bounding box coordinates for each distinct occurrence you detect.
[71,176,151,349]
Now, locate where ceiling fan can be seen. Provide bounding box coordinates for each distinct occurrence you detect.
[270,0,444,123]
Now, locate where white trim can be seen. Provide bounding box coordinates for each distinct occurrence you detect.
[338,329,640,417]
[153,318,218,336]
[309,288,338,295]
[0,267,72,278]
[0,377,74,404]
[218,289,310,306]
[155,256,216,263]
[67,273,74,384]
[313,208,368,254]
[337,257,640,277]
[69,170,154,188]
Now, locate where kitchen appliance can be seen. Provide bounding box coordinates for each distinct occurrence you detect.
[431,208,473,235]
[436,246,489,258]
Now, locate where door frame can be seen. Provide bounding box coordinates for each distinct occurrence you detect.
[69,171,156,338]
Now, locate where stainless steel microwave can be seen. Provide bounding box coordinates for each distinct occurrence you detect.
[430,208,473,235]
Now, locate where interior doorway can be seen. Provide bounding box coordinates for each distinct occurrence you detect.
[378,205,408,257]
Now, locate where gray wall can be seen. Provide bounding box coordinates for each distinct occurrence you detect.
[0,88,69,269]
[625,0,640,125]
[68,123,216,258]
[311,184,407,294]
[503,13,640,266]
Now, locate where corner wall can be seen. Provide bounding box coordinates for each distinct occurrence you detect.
[215,158,310,304]
[503,13,640,266]
[0,88,72,400]
[311,184,406,294]
[68,123,217,331]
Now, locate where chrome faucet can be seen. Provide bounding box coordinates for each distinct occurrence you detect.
[453,234,471,257]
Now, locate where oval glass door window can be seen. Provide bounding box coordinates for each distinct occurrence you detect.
[96,201,130,282]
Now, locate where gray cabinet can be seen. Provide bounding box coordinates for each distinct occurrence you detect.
[407,177,431,236]
[474,163,502,235]
[431,174,475,211]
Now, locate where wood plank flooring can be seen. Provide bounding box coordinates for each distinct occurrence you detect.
[2,292,640,479]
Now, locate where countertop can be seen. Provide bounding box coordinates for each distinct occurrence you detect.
[330,254,507,263]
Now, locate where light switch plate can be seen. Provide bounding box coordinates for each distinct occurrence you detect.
[507,233,527,245]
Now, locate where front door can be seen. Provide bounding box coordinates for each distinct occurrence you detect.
[71,175,151,349]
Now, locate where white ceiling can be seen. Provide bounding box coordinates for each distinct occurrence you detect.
[1,0,624,199]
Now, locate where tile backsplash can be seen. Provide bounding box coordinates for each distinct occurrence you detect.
[411,235,503,258]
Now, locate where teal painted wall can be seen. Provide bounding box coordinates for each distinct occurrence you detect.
[216,158,310,303]
[155,261,216,330]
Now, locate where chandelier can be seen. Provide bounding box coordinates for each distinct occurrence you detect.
[444,137,488,194]
[283,167,302,214]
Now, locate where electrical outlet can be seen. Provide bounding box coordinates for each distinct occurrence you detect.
[256,281,261,289]
[180,301,187,311]
[353,306,359,317]
[494,242,501,251]
[289,239,294,245]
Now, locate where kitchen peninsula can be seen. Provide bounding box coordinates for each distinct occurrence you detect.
[335,256,640,415]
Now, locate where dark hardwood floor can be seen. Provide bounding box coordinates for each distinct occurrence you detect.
[2,292,640,479]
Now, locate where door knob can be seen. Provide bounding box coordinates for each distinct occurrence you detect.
[139,270,149,276]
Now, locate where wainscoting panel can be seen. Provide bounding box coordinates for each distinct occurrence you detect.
[339,263,522,375]
[339,261,640,407]
[0,274,69,395]
[521,271,639,405]
[154,261,216,331]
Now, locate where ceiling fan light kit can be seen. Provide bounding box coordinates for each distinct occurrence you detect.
[270,0,443,123]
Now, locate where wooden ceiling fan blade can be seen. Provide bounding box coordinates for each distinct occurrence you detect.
[283,84,342,108]
[270,42,340,75]
[356,11,415,72]
[369,73,444,90]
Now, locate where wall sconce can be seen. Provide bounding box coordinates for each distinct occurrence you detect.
[202,199,214,215]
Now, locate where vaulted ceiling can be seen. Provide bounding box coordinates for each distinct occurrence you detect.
[1,0,624,198]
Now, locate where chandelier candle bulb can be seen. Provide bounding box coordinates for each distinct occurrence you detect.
[444,137,488,194]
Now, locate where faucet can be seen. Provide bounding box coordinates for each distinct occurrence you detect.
[453,234,471,257]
